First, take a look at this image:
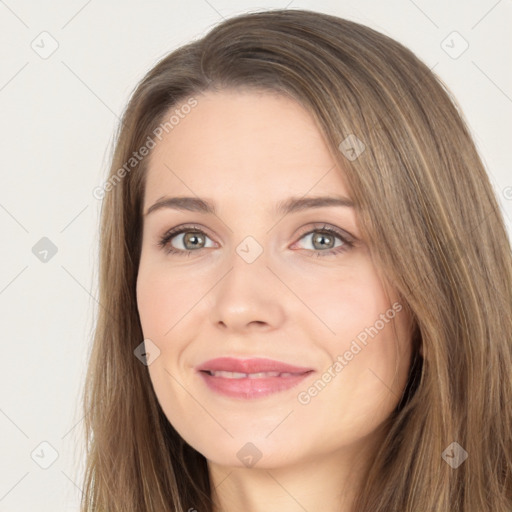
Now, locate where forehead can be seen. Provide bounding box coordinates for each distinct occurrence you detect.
[144,90,350,205]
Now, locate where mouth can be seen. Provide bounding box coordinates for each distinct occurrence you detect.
[202,370,305,378]
[196,358,314,399]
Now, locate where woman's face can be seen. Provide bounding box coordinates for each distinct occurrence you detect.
[136,89,413,471]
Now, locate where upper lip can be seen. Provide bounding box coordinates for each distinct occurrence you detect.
[196,357,313,374]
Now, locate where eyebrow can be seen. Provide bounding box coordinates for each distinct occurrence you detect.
[144,195,354,217]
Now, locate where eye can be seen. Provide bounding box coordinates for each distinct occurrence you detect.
[157,224,215,256]
[157,223,355,257]
[292,224,354,257]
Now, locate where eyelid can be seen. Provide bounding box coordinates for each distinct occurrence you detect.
[156,223,217,248]
[158,222,355,243]
[293,223,356,244]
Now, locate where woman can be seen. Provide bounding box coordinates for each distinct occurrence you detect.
[81,8,512,511]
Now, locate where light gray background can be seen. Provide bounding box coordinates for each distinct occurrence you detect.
[1,0,510,510]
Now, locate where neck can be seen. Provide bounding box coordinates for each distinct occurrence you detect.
[208,441,377,512]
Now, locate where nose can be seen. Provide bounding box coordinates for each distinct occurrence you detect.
[208,244,287,333]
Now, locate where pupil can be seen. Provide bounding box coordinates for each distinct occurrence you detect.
[314,233,333,249]
[185,232,202,249]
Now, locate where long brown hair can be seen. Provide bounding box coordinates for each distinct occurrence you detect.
[80,8,512,511]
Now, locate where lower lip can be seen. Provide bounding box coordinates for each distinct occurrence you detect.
[198,371,312,399]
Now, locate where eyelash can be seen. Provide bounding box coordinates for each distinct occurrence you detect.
[157,223,355,258]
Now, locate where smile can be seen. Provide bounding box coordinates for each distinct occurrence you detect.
[205,370,302,378]
[198,368,313,399]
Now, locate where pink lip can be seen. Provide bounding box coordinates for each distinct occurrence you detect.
[196,357,312,374]
[196,357,314,399]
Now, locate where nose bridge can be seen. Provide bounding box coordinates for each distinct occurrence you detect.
[209,233,285,330]
[223,234,272,299]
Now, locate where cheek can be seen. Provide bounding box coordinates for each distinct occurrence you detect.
[136,271,164,338]
[330,286,409,393]
[136,264,197,430]
[136,262,201,338]
[304,261,393,345]
[299,316,411,442]
[305,266,411,412]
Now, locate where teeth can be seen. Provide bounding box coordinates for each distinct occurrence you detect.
[210,371,248,378]
[248,371,280,379]
[208,370,292,378]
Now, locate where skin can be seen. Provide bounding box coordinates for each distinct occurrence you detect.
[136,89,414,512]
